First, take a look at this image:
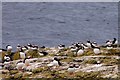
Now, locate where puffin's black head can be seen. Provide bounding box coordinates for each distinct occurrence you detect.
[27,43,33,47]
[33,45,38,49]
[17,44,21,47]
[87,41,91,43]
[41,46,45,48]
[113,38,116,40]
[6,45,11,49]
[40,51,48,56]
[75,64,79,68]
[69,65,74,68]
[106,40,110,43]
[54,57,62,66]
[24,46,28,50]
[54,57,59,61]
[69,64,75,68]
[20,48,24,52]
[58,44,65,47]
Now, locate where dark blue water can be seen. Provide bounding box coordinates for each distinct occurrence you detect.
[2,2,118,49]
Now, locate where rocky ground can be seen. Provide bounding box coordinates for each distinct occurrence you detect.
[0,46,120,80]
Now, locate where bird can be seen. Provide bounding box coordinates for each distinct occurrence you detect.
[0,49,7,52]
[16,61,25,71]
[58,44,65,50]
[68,64,75,75]
[106,45,113,50]
[74,64,80,71]
[19,50,26,59]
[47,57,62,67]
[23,58,30,66]
[90,42,101,54]
[27,43,33,50]
[6,45,12,51]
[77,48,84,56]
[3,54,11,70]
[73,42,81,49]
[112,38,118,45]
[39,51,48,56]
[70,45,78,52]
[22,46,28,51]
[3,54,11,62]
[92,41,98,47]
[105,38,118,46]
[106,40,112,46]
[86,41,92,48]
[31,45,38,50]
[0,49,2,53]
[16,44,22,51]
[80,43,89,49]
[40,46,46,49]
[97,60,101,64]
[93,48,101,54]
[3,60,11,70]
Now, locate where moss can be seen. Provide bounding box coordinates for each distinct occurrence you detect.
[23,72,32,78]
[13,73,23,79]
[6,51,11,55]
[85,50,94,56]
[9,70,18,74]
[101,48,120,56]
[12,52,20,60]
[1,52,6,60]
[108,49,120,55]
[61,57,73,62]
[26,50,40,58]
[32,68,44,74]
[75,71,101,79]
[84,59,97,64]
[101,58,118,65]
[56,52,67,56]
[67,51,75,57]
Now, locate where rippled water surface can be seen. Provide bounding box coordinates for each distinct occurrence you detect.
[2,2,118,49]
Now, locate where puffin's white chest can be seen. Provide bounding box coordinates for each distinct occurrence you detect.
[68,68,75,72]
[16,62,25,69]
[93,48,100,54]
[77,49,84,55]
[20,52,26,59]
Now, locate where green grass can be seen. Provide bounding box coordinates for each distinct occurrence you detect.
[84,59,97,64]
[32,68,43,74]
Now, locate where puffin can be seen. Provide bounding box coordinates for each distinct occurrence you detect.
[47,57,62,67]
[86,41,92,48]
[6,45,12,51]
[19,49,26,59]
[91,42,101,54]
[81,43,89,49]
[16,61,25,71]
[68,64,75,75]
[77,48,84,56]
[3,54,11,62]
[58,44,65,50]
[39,51,48,56]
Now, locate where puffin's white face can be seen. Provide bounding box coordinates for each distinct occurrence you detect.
[0,50,2,53]
[93,48,100,54]
[7,46,12,50]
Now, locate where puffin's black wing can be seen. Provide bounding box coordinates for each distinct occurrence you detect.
[40,51,48,56]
